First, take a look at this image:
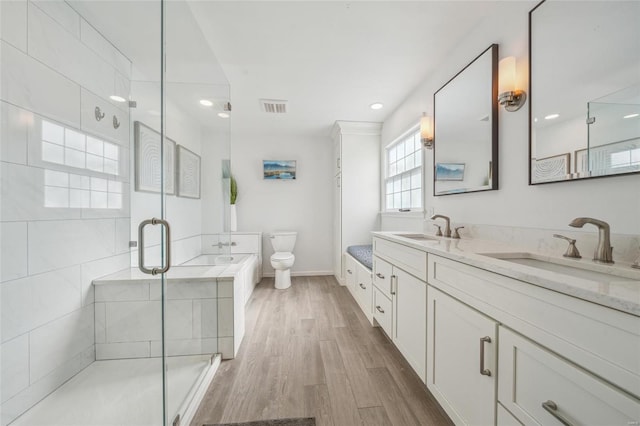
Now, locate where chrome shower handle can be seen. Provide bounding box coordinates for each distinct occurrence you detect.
[138,218,171,275]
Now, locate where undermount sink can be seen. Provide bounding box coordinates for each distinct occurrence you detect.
[394,233,440,242]
[479,252,640,285]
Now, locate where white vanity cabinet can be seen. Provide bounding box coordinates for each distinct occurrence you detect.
[426,253,640,426]
[427,286,497,426]
[372,237,427,382]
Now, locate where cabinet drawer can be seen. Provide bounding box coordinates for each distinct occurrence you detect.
[498,326,640,426]
[345,254,357,289]
[355,264,372,315]
[373,288,392,338]
[372,256,393,299]
[374,237,427,281]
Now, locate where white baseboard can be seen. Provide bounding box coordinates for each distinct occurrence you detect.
[262,270,334,278]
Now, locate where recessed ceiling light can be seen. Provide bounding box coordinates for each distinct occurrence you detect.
[199,99,213,107]
[544,114,559,120]
[110,95,126,103]
[623,113,639,119]
[370,102,384,110]
[218,112,230,118]
[534,117,538,122]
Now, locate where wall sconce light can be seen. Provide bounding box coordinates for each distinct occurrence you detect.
[420,112,434,149]
[498,56,526,112]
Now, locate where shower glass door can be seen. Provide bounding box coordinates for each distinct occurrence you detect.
[162,1,231,425]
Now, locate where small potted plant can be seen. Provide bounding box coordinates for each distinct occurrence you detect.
[230,175,238,231]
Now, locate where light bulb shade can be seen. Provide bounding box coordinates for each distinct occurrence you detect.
[420,113,434,148]
[498,56,516,94]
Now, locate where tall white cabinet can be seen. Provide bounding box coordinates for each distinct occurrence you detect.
[331,121,381,283]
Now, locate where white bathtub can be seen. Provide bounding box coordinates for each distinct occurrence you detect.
[181,254,250,266]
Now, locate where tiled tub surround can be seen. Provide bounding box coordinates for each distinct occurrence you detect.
[93,259,256,361]
[374,232,640,316]
[1,1,132,424]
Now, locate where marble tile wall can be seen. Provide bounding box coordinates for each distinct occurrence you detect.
[421,221,640,264]
[0,2,132,424]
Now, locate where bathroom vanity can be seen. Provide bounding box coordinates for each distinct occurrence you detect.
[369,232,640,426]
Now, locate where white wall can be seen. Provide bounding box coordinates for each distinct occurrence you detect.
[230,133,333,276]
[381,2,640,242]
[1,2,131,423]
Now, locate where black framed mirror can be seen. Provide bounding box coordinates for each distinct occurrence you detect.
[434,44,498,196]
[529,0,640,184]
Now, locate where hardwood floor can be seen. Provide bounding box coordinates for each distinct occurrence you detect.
[190,276,452,426]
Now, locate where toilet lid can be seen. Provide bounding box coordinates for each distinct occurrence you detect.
[271,252,294,261]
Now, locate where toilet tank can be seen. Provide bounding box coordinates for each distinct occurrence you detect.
[270,232,297,252]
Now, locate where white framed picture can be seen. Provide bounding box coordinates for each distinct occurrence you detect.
[177,145,201,199]
[134,121,175,194]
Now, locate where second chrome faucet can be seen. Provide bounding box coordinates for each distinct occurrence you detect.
[569,217,614,264]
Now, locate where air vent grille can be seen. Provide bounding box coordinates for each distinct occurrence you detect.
[260,99,288,114]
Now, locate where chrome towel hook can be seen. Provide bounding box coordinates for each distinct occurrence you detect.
[95,106,105,121]
[113,115,120,129]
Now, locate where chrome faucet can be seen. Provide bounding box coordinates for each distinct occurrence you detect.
[568,217,614,264]
[431,214,451,238]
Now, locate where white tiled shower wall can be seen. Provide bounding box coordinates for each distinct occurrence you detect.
[0,2,132,424]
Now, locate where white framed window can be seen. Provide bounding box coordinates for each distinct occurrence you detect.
[385,127,422,211]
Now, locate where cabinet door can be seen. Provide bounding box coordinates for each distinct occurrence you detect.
[393,268,426,382]
[427,286,497,426]
[333,174,342,280]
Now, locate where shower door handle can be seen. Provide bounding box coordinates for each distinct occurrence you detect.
[138,218,171,275]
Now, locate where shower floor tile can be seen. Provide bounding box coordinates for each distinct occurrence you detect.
[11,355,212,426]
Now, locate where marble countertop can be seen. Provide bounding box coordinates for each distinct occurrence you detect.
[93,264,242,284]
[373,232,640,317]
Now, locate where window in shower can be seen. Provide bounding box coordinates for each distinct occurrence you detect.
[44,170,123,209]
[41,120,123,209]
[41,120,120,175]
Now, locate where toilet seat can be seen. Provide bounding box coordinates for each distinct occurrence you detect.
[271,252,294,262]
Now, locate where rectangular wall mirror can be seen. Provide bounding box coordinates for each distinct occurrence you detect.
[434,44,498,196]
[529,0,640,184]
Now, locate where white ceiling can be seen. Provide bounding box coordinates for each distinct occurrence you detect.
[69,1,520,139]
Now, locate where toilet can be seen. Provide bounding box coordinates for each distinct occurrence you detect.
[269,232,297,290]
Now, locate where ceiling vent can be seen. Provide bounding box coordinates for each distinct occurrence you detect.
[260,99,288,114]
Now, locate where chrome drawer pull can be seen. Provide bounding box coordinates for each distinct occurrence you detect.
[375,305,385,314]
[390,275,397,295]
[375,272,385,279]
[542,400,574,426]
[359,283,366,289]
[347,269,353,274]
[479,336,492,376]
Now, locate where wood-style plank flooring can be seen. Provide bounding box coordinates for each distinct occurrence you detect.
[191,276,452,426]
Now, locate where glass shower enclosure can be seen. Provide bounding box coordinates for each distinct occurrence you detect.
[0,1,230,424]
